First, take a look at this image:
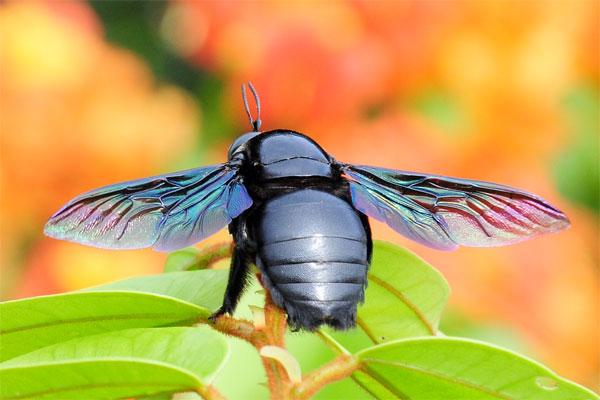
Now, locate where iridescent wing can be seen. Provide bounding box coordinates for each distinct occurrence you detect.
[342,164,570,250]
[44,164,252,251]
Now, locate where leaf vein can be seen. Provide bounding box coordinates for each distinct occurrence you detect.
[2,382,187,400]
[361,358,514,400]
[368,275,436,335]
[1,314,199,335]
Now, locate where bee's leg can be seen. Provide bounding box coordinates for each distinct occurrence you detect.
[358,212,373,264]
[209,245,252,320]
[210,216,255,321]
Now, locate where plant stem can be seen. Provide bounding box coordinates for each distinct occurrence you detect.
[205,272,293,399]
[256,274,292,399]
[262,283,287,348]
[195,242,234,270]
[291,355,360,400]
[210,314,257,344]
[196,385,227,400]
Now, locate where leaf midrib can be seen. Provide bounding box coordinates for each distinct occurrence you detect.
[353,367,411,400]
[2,382,184,400]
[361,357,514,400]
[1,313,201,336]
[1,358,203,399]
[367,275,437,335]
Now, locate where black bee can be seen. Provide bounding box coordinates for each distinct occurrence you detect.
[45,83,569,330]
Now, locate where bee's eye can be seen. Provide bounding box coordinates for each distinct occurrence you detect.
[228,131,260,159]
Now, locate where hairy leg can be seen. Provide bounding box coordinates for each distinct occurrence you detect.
[210,246,253,320]
[210,216,256,320]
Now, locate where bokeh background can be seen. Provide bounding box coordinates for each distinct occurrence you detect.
[1,0,598,392]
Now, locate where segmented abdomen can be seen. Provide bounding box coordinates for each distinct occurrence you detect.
[255,189,368,330]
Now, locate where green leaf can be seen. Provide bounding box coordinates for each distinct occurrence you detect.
[86,269,228,310]
[0,291,207,362]
[328,240,449,352]
[164,247,202,272]
[163,244,232,272]
[355,337,598,400]
[1,269,229,362]
[0,327,229,400]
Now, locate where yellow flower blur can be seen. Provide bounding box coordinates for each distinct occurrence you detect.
[0,1,199,296]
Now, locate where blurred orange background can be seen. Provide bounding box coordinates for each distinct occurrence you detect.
[1,0,598,391]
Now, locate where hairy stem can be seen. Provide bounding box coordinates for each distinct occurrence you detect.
[256,274,292,399]
[263,286,287,347]
[291,355,360,400]
[195,242,234,270]
[205,270,293,399]
[209,315,257,344]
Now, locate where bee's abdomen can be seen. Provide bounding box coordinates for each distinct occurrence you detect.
[256,189,368,330]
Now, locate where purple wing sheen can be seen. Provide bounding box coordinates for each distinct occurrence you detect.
[343,165,570,250]
[44,164,252,251]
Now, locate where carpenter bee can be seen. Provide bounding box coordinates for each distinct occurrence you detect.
[45,83,570,330]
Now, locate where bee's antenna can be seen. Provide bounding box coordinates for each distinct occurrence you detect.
[241,82,262,132]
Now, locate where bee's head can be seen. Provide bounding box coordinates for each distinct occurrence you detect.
[227,131,260,160]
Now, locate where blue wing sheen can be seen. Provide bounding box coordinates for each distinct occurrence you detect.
[343,165,570,250]
[44,164,252,251]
